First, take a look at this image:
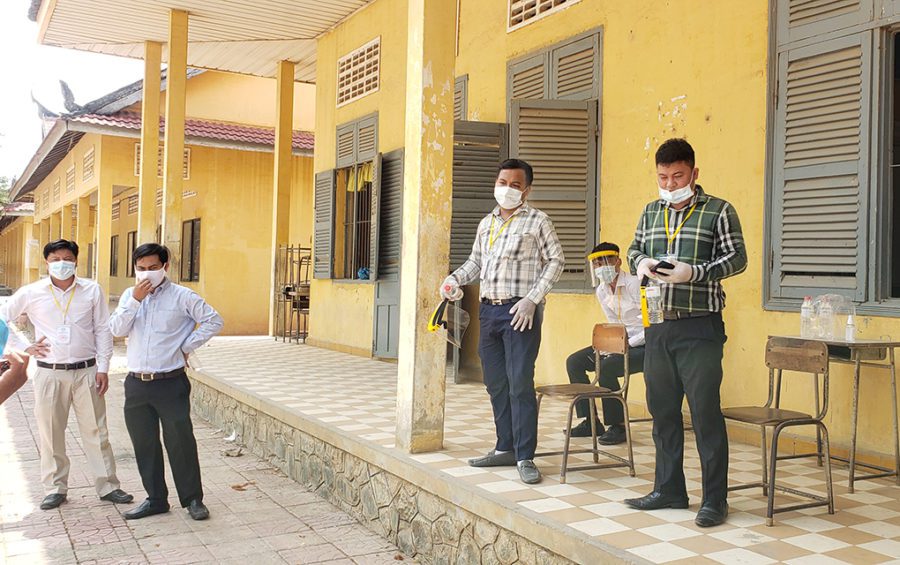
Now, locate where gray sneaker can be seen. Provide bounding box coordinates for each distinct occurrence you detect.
[517,460,542,484]
[468,449,517,467]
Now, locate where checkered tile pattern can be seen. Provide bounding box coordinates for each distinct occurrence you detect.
[193,338,900,564]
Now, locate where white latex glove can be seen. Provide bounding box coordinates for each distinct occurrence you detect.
[655,260,693,284]
[636,258,659,282]
[509,298,537,332]
[440,276,463,301]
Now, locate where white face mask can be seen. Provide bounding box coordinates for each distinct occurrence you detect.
[48,260,76,280]
[595,265,617,284]
[658,174,694,205]
[494,184,524,209]
[136,268,166,288]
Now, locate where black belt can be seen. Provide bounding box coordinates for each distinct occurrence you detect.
[663,310,714,321]
[128,368,186,382]
[481,297,522,306]
[37,359,96,371]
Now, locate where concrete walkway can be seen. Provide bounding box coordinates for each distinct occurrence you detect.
[0,349,414,564]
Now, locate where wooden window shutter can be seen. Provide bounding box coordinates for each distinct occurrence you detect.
[314,171,336,279]
[550,34,599,101]
[336,123,356,168]
[777,0,873,46]
[507,53,549,103]
[511,99,598,289]
[454,75,469,121]
[450,121,509,271]
[369,153,383,281]
[357,115,378,163]
[769,31,872,301]
[378,149,404,281]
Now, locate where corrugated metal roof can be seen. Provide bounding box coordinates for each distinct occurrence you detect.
[36,0,375,82]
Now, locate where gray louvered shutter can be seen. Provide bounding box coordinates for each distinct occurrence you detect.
[508,53,549,103]
[369,153,382,281]
[357,115,378,162]
[550,34,600,101]
[454,75,468,121]
[777,0,873,45]
[770,31,871,301]
[450,121,509,271]
[378,150,404,280]
[314,170,335,279]
[336,123,356,168]
[511,99,598,289]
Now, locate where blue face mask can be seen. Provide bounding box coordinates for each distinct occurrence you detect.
[48,260,76,280]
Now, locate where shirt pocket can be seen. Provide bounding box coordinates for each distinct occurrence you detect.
[152,308,186,334]
[501,233,537,262]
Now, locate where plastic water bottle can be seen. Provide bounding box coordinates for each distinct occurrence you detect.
[645,283,664,324]
[845,314,856,342]
[819,299,834,339]
[800,296,813,338]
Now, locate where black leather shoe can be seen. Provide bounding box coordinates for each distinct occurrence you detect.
[695,500,728,528]
[598,424,626,445]
[568,419,605,438]
[468,450,517,467]
[187,500,209,521]
[624,491,689,511]
[100,489,134,504]
[39,493,67,510]
[123,499,170,520]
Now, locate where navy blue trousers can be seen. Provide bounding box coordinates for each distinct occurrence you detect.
[478,301,543,461]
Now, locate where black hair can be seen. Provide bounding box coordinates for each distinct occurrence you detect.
[498,158,534,186]
[655,138,695,169]
[43,239,79,259]
[133,243,169,265]
[590,242,620,256]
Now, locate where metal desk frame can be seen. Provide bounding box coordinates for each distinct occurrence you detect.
[773,336,900,493]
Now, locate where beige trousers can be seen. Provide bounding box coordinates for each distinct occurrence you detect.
[33,366,120,496]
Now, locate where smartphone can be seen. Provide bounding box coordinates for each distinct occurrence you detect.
[651,260,675,273]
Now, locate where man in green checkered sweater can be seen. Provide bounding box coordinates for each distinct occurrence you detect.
[624,138,747,528]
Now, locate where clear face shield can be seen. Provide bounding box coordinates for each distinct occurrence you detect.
[428,299,471,349]
[588,250,620,287]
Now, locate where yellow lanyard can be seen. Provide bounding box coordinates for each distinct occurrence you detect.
[488,214,516,249]
[49,283,76,322]
[664,203,698,251]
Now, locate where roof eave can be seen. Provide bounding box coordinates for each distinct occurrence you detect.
[10,120,67,202]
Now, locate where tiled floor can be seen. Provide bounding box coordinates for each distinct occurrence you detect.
[193,337,900,564]
[0,345,413,564]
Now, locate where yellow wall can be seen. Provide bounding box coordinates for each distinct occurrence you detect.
[0,219,35,290]
[307,0,900,461]
[309,0,409,353]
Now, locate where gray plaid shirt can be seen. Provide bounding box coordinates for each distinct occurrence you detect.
[451,202,565,304]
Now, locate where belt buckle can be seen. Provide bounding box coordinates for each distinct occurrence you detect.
[491,299,503,305]
[139,373,154,382]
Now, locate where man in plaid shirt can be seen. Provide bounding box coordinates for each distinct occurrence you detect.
[624,139,746,527]
[441,159,564,484]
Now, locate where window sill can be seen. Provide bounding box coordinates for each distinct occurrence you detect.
[333,278,375,285]
[765,298,900,319]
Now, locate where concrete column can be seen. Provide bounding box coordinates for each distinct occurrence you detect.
[139,41,162,244]
[161,9,188,280]
[75,195,92,278]
[61,203,75,240]
[38,219,50,276]
[49,211,61,241]
[269,60,295,336]
[395,0,456,453]
[96,181,113,294]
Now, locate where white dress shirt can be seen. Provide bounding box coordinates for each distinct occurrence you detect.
[109,279,224,373]
[595,271,646,348]
[3,277,114,372]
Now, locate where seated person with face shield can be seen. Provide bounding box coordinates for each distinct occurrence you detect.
[565,242,645,444]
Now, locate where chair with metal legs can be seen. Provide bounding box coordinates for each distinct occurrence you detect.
[535,324,635,483]
[723,337,834,526]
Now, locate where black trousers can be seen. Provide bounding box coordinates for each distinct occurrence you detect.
[644,314,728,504]
[123,372,203,507]
[566,346,645,424]
[478,302,543,461]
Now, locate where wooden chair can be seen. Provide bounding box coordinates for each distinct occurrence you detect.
[535,324,635,483]
[723,337,834,526]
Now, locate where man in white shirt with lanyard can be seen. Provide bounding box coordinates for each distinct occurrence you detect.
[565,242,645,445]
[3,239,132,510]
[110,243,223,521]
[441,159,565,485]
